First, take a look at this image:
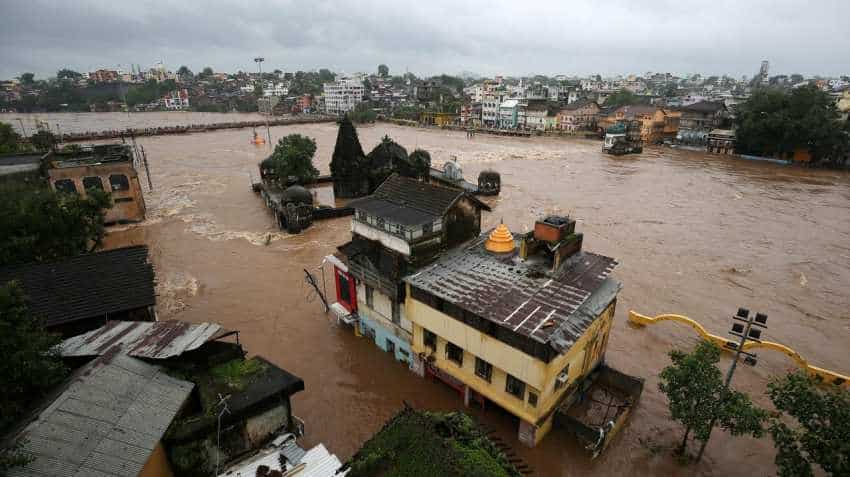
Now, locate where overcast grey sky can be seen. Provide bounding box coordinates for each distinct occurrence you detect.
[2,0,848,80]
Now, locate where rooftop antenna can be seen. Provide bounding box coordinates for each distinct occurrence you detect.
[214,393,231,476]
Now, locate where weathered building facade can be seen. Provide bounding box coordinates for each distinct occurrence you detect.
[403,217,621,447]
[45,144,147,223]
[333,174,490,363]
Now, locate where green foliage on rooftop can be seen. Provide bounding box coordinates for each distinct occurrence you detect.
[345,409,521,477]
[208,357,268,392]
[604,89,639,108]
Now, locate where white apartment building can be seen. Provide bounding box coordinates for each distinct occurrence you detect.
[323,78,365,115]
[263,82,289,97]
[481,91,507,127]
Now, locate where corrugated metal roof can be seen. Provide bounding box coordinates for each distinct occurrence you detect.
[58,320,229,359]
[405,234,618,353]
[9,353,193,477]
[217,442,346,477]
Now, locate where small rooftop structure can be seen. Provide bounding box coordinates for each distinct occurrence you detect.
[0,246,156,335]
[485,222,515,254]
[8,353,193,477]
[59,320,236,360]
[45,143,134,169]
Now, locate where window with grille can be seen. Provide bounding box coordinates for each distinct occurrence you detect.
[446,342,463,366]
[54,179,77,194]
[475,357,492,382]
[109,174,130,191]
[82,176,104,191]
[506,374,525,399]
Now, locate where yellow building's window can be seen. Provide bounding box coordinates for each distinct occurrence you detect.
[528,392,538,408]
[423,329,437,350]
[446,342,464,366]
[474,357,492,383]
[506,374,525,399]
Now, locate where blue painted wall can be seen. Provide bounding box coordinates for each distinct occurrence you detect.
[358,313,413,365]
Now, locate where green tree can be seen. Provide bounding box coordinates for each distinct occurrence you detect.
[790,74,804,84]
[29,129,56,152]
[0,281,68,474]
[766,372,849,477]
[604,89,639,108]
[318,68,335,83]
[378,64,389,77]
[366,136,408,189]
[349,101,377,124]
[0,122,22,153]
[177,65,193,82]
[659,341,766,460]
[56,69,82,81]
[0,186,110,267]
[19,73,35,85]
[264,134,319,184]
[399,148,431,179]
[735,84,848,165]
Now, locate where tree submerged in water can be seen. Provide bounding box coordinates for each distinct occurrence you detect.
[263,134,319,185]
[366,135,408,189]
[658,340,766,462]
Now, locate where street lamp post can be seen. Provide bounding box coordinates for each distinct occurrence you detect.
[254,57,271,145]
[696,308,768,461]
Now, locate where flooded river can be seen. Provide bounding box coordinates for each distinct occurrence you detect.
[12,113,850,476]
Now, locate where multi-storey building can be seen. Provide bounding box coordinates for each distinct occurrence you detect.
[162,89,190,110]
[498,99,522,128]
[333,174,490,363]
[556,100,600,132]
[481,91,507,127]
[323,78,365,115]
[404,217,621,447]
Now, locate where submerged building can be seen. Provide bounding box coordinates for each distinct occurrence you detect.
[45,144,147,223]
[329,173,625,447]
[333,174,490,363]
[404,217,620,446]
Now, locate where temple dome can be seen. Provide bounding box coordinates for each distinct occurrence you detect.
[485,222,515,254]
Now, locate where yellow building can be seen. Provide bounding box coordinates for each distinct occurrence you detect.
[599,105,681,143]
[404,217,621,447]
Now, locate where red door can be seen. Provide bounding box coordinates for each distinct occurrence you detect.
[334,266,357,313]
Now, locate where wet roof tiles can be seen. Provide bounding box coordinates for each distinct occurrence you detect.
[0,246,155,328]
[405,235,618,352]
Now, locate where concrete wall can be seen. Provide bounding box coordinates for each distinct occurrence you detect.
[352,220,411,256]
[138,441,174,477]
[244,402,290,447]
[407,287,617,428]
[48,162,146,223]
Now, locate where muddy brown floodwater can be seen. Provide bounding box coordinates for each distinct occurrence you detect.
[20,113,850,476]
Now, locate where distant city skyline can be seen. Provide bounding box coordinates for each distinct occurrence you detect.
[2,0,848,80]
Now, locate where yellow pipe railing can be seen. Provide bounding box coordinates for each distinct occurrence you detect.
[628,311,848,389]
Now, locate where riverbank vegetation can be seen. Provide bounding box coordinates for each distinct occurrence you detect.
[735,85,849,167]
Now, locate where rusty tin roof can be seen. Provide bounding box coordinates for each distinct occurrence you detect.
[405,235,619,354]
[58,320,232,360]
